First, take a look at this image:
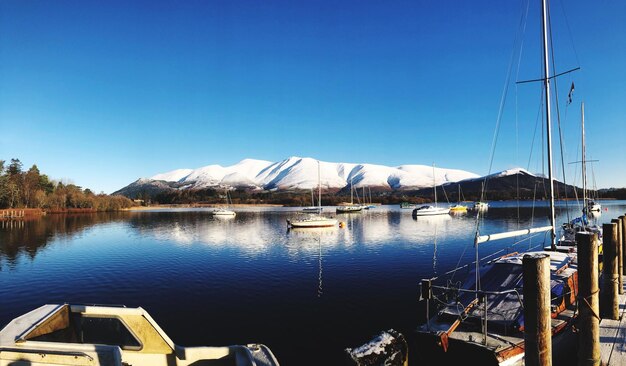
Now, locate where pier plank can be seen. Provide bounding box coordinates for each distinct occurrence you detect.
[600,286,626,365]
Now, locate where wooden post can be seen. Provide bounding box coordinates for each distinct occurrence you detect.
[621,215,626,279]
[577,232,600,366]
[613,218,624,294]
[601,222,619,320]
[523,253,552,366]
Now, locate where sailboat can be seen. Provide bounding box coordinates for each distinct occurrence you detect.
[212,189,236,217]
[415,1,580,364]
[556,102,602,250]
[363,187,377,210]
[303,188,323,213]
[412,164,449,216]
[449,184,468,213]
[336,176,363,213]
[287,161,338,228]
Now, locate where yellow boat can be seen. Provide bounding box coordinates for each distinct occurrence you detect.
[449,204,468,213]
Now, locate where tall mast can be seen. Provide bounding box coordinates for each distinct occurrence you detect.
[433,163,437,207]
[542,0,557,249]
[581,102,587,213]
[318,161,322,211]
[350,176,354,205]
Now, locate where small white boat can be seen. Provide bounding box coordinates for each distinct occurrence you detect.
[336,205,363,213]
[212,208,236,217]
[586,200,601,212]
[472,201,489,210]
[287,215,338,228]
[412,205,450,216]
[0,303,279,366]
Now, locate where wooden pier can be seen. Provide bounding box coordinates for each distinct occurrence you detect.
[600,290,626,365]
[600,215,626,366]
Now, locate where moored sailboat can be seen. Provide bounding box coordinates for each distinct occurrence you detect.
[413,164,449,217]
[415,1,582,364]
[288,161,338,228]
[212,189,236,217]
[336,176,363,213]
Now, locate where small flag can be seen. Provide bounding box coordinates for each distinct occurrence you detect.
[567,82,575,105]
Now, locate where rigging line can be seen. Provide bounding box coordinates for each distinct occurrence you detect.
[479,0,530,204]
[548,3,571,222]
[556,0,582,68]
[527,88,545,171]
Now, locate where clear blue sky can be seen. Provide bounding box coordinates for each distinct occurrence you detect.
[1,0,624,193]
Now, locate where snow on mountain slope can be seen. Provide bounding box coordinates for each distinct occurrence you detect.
[151,169,193,182]
[136,157,481,191]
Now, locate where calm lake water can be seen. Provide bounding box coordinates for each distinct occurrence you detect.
[1,201,625,365]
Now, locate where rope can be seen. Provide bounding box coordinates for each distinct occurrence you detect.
[577,288,601,321]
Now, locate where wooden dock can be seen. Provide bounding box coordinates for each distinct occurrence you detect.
[600,287,626,365]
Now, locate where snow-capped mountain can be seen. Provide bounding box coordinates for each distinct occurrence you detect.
[115,157,481,196]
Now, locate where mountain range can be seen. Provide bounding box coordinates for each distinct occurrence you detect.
[114,157,482,198]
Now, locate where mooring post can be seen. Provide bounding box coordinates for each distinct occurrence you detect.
[620,215,626,287]
[601,222,619,320]
[614,218,624,294]
[577,232,600,366]
[523,253,552,366]
[421,279,432,330]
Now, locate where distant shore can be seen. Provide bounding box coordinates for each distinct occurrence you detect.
[126,203,285,211]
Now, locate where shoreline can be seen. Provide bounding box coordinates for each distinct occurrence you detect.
[126,203,285,211]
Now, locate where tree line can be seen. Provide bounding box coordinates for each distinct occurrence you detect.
[0,158,134,211]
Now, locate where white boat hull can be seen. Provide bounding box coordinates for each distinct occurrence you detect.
[412,206,449,216]
[287,217,338,228]
[212,209,236,217]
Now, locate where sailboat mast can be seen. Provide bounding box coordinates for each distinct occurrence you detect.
[318,161,322,211]
[433,163,437,207]
[542,0,557,249]
[350,176,353,205]
[581,102,587,211]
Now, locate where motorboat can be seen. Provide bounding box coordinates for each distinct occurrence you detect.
[0,303,279,366]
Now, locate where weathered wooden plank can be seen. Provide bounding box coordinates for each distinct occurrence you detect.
[608,321,626,366]
[600,283,626,365]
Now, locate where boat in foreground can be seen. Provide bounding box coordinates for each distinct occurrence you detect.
[416,250,577,366]
[0,303,279,366]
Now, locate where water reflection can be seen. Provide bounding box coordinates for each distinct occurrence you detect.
[0,212,129,269]
[1,203,623,266]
